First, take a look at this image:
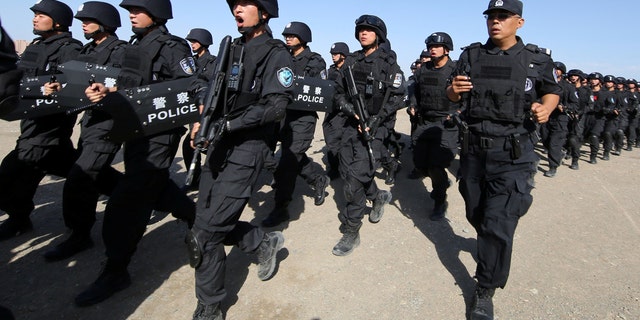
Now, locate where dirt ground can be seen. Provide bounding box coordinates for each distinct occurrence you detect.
[0,112,639,320]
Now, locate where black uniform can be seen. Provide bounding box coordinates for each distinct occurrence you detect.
[322,63,347,178]
[409,58,459,214]
[272,47,327,207]
[192,33,293,306]
[96,26,196,273]
[583,88,612,162]
[0,32,81,239]
[613,88,631,153]
[601,89,619,159]
[333,47,403,232]
[58,35,127,243]
[627,90,639,149]
[455,38,560,289]
[181,49,217,189]
[541,79,577,172]
[566,85,592,166]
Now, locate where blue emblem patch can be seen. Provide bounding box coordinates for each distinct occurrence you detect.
[277,67,294,88]
[180,57,196,75]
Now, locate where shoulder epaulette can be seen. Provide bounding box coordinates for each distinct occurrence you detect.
[525,43,552,56]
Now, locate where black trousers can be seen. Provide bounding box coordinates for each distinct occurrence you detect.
[193,139,269,305]
[273,110,324,204]
[542,114,569,168]
[458,133,536,289]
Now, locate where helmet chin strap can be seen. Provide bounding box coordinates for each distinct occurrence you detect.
[84,26,105,40]
[132,22,161,37]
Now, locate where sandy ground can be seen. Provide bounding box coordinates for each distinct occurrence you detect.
[1,111,639,320]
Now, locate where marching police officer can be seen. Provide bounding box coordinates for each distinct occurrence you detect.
[331,14,402,256]
[42,0,128,262]
[261,21,329,227]
[182,28,217,191]
[613,77,630,155]
[76,0,196,306]
[626,79,639,150]
[601,75,619,160]
[0,0,82,241]
[447,1,561,318]
[541,61,577,177]
[323,41,350,179]
[584,72,609,164]
[565,69,592,170]
[188,0,291,318]
[408,32,459,220]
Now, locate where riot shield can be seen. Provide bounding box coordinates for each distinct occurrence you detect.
[287,75,335,112]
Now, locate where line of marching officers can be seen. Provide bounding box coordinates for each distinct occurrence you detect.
[3,0,627,320]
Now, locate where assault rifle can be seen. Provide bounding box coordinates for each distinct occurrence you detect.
[343,65,375,168]
[184,35,232,187]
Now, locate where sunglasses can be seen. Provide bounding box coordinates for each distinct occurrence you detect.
[355,15,385,29]
[484,12,519,20]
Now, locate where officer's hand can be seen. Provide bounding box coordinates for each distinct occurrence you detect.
[85,82,108,103]
[190,122,201,148]
[451,75,473,94]
[408,106,416,116]
[44,81,62,95]
[366,115,382,134]
[531,102,553,123]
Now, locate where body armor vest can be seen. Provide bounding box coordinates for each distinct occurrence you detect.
[76,38,127,66]
[118,32,177,88]
[18,36,82,77]
[350,52,392,116]
[417,60,457,114]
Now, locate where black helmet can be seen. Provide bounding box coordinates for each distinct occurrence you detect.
[588,72,603,80]
[425,32,453,51]
[31,0,74,28]
[186,28,213,46]
[119,0,172,20]
[410,62,417,70]
[330,42,349,56]
[567,69,584,79]
[627,78,637,85]
[226,0,278,18]
[603,75,616,83]
[554,61,567,74]
[420,48,430,58]
[282,21,312,43]
[74,1,121,29]
[616,77,626,85]
[354,14,387,43]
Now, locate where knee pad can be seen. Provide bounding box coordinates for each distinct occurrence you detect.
[186,229,203,269]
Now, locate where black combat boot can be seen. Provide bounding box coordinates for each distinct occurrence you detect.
[193,302,223,320]
[569,158,579,170]
[75,261,131,307]
[44,232,94,262]
[332,226,360,256]
[256,231,284,281]
[544,166,557,178]
[369,190,392,223]
[313,175,330,206]
[0,217,33,241]
[612,148,621,156]
[261,202,290,228]
[626,142,633,151]
[384,160,399,185]
[430,201,448,221]
[602,151,610,161]
[589,154,597,164]
[470,285,495,320]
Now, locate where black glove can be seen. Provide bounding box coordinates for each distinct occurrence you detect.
[366,115,382,135]
[340,102,356,117]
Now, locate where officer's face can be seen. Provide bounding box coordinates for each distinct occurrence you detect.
[589,79,600,88]
[190,41,202,53]
[605,81,615,89]
[357,27,377,47]
[284,34,301,48]
[80,19,100,36]
[427,45,448,59]
[128,7,154,29]
[232,1,264,29]
[32,12,54,32]
[331,53,342,63]
[569,75,580,84]
[485,10,524,43]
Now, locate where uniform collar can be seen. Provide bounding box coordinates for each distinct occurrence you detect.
[484,36,524,55]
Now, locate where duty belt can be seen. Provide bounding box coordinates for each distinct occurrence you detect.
[466,132,528,160]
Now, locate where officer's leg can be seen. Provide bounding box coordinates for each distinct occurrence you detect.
[602,130,613,160]
[0,150,43,240]
[181,128,201,189]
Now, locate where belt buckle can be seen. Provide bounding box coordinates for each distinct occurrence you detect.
[480,137,493,149]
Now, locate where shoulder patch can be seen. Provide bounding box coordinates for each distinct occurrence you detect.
[180,57,196,75]
[393,73,403,88]
[277,67,294,88]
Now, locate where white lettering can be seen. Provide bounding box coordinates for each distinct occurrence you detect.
[146,104,199,123]
[296,94,324,104]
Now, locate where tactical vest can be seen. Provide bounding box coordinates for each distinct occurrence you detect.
[118,32,184,88]
[350,50,395,115]
[465,43,541,124]
[18,36,82,76]
[417,60,457,113]
[76,38,127,66]
[227,38,284,113]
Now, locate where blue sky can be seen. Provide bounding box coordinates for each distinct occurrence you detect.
[2,1,640,79]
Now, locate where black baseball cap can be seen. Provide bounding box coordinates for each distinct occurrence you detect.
[483,0,523,16]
